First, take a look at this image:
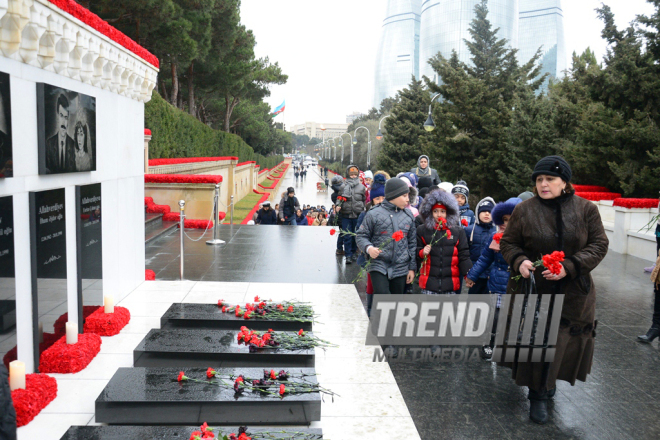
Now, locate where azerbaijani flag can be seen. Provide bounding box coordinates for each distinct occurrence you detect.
[271,100,285,116]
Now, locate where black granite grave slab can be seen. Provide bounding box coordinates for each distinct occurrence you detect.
[134,328,315,368]
[160,303,313,332]
[95,367,322,425]
[61,425,324,439]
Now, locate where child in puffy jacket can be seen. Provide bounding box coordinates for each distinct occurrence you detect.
[451,181,475,226]
[465,197,497,294]
[416,189,472,295]
[466,197,522,359]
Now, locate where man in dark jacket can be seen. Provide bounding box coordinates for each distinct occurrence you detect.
[279,187,300,226]
[339,165,367,264]
[0,364,17,440]
[256,201,277,225]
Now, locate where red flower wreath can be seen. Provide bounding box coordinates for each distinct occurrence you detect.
[11,373,58,427]
[613,198,660,209]
[39,333,102,374]
[83,306,131,336]
[145,269,156,281]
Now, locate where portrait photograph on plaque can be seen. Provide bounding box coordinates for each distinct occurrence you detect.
[29,188,67,369]
[0,71,12,178]
[37,83,96,175]
[76,183,103,326]
[0,195,17,369]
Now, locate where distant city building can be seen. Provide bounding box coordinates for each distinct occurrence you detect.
[374,0,565,103]
[518,0,566,87]
[346,111,366,124]
[373,0,422,108]
[290,122,350,141]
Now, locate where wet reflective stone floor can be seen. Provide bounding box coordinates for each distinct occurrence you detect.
[147,170,660,439]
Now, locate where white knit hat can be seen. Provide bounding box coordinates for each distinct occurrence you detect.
[438,182,454,193]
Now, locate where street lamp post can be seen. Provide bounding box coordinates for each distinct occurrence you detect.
[353,126,371,169]
[424,93,442,132]
[376,115,391,140]
[332,136,341,162]
[340,133,352,165]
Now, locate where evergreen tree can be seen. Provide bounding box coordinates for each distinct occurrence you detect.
[377,76,431,175]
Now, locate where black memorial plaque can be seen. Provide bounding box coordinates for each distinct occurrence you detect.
[76,184,102,330]
[61,426,324,439]
[0,71,12,178]
[95,367,322,425]
[134,328,315,368]
[161,303,313,332]
[30,188,67,370]
[0,196,16,365]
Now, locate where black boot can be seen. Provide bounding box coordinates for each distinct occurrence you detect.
[547,388,556,399]
[637,327,660,343]
[528,389,549,424]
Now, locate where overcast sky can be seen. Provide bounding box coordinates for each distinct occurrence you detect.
[240,0,656,129]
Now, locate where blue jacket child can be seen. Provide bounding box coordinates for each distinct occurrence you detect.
[465,197,496,294]
[467,198,523,300]
[451,181,475,226]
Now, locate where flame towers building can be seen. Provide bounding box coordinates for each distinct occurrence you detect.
[373,0,565,106]
[373,0,422,109]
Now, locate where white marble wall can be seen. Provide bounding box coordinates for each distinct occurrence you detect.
[594,200,658,261]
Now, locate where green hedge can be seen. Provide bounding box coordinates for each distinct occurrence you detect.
[145,92,283,170]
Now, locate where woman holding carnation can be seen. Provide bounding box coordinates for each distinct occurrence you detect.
[499,156,609,425]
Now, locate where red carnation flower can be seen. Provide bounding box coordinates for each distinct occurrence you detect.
[542,251,565,275]
[298,329,304,336]
[177,371,187,382]
[254,296,260,302]
[217,300,224,307]
[268,328,273,333]
[392,230,405,242]
[493,233,503,244]
[287,305,294,313]
[222,306,227,312]
[190,431,203,440]
[461,219,468,227]
[279,384,286,396]
[277,304,284,311]
[206,368,215,379]
[240,326,248,332]
[270,369,276,380]
[244,312,252,320]
[330,229,336,236]
[446,230,452,239]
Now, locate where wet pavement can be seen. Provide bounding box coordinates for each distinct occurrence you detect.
[145,166,660,439]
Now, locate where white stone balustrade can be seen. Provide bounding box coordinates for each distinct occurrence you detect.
[0,0,158,101]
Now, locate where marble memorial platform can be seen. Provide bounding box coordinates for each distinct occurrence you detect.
[160,303,313,332]
[95,367,322,425]
[61,425,324,439]
[133,328,315,368]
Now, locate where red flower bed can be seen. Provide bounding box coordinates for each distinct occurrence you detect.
[145,174,223,184]
[573,185,611,192]
[145,197,171,214]
[12,374,58,427]
[53,306,100,336]
[47,0,159,68]
[83,306,131,336]
[259,168,269,174]
[145,269,156,280]
[39,333,102,374]
[236,161,256,167]
[148,157,238,166]
[613,198,660,209]
[241,191,270,225]
[3,333,61,369]
[575,192,622,201]
[144,129,152,136]
[163,212,224,227]
[259,178,278,190]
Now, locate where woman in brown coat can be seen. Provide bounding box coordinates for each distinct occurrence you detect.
[500,156,609,424]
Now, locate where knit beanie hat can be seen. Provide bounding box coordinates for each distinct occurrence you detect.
[452,180,469,201]
[385,178,409,201]
[438,182,454,193]
[370,174,386,199]
[364,170,374,180]
[287,187,295,194]
[518,191,534,201]
[531,155,572,183]
[478,200,494,214]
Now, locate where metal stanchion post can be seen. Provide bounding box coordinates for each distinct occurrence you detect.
[206,184,225,245]
[230,195,234,225]
[179,200,185,280]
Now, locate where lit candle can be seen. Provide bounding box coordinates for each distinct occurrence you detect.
[104,295,114,314]
[38,321,43,344]
[9,360,25,391]
[66,322,78,345]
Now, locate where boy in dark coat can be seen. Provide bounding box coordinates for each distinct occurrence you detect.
[465,197,497,294]
[467,197,522,358]
[255,201,277,225]
[416,189,472,294]
[452,181,475,226]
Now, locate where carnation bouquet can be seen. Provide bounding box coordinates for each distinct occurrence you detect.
[236,327,336,352]
[189,423,324,440]
[217,297,316,322]
[513,251,565,282]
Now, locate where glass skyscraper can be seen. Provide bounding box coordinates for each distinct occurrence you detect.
[419,0,519,82]
[518,0,566,86]
[373,0,565,103]
[372,0,422,108]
